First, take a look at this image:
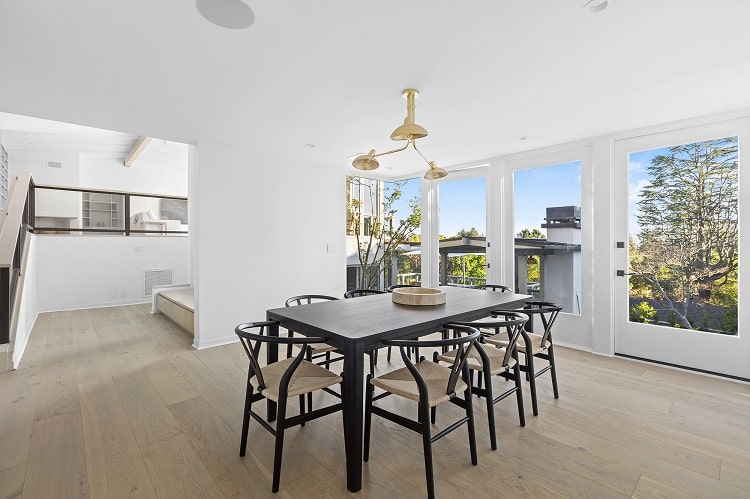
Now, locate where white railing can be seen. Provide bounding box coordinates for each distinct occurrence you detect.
[396,273,421,285]
[445,275,486,287]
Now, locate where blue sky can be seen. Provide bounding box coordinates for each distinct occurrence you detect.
[387,177,487,237]
[384,139,733,244]
[384,151,678,239]
[388,162,583,239]
[514,161,581,236]
[439,177,486,237]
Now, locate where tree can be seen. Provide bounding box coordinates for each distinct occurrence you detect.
[456,227,481,237]
[446,253,487,284]
[631,138,738,329]
[517,228,545,239]
[347,176,420,289]
[517,228,545,283]
[630,301,657,323]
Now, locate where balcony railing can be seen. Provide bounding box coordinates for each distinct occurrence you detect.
[445,275,486,287]
[32,183,188,236]
[395,273,421,286]
[394,274,490,287]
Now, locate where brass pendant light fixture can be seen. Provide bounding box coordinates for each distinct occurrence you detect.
[352,89,447,180]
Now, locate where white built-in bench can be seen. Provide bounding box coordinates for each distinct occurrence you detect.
[152,286,194,336]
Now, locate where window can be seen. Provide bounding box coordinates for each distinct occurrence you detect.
[514,161,582,315]
[346,176,421,290]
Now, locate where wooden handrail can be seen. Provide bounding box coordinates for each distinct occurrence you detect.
[31,184,188,236]
[33,183,187,200]
[0,172,32,268]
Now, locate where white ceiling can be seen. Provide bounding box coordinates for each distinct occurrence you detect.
[0,112,188,168]
[1,0,749,179]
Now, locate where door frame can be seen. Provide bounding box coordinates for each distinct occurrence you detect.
[613,117,750,380]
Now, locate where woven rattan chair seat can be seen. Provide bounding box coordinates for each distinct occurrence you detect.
[484,332,550,354]
[370,360,468,407]
[308,343,337,354]
[437,344,515,374]
[250,357,342,402]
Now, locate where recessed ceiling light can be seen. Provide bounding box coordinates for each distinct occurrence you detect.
[305,144,316,148]
[518,136,529,141]
[196,0,254,29]
[582,0,609,14]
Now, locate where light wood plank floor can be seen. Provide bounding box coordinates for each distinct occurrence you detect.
[1,304,749,498]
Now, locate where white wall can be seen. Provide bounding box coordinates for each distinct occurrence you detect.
[13,235,38,368]
[7,148,188,197]
[79,153,187,196]
[192,141,345,349]
[8,149,80,186]
[34,235,189,311]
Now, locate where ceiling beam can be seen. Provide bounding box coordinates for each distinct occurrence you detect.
[124,136,152,167]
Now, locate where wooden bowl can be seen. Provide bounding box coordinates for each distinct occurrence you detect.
[391,287,446,306]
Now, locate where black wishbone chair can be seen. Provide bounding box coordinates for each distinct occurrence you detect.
[386,283,420,292]
[343,288,385,298]
[468,284,514,336]
[436,311,528,450]
[487,301,563,416]
[364,324,481,499]
[284,294,343,412]
[474,283,513,293]
[235,321,344,493]
[284,294,342,367]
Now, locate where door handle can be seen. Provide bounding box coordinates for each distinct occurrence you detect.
[616,270,631,277]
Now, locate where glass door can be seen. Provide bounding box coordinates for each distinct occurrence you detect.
[614,119,750,379]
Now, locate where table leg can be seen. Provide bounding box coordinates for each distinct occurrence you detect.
[266,318,278,421]
[342,341,365,492]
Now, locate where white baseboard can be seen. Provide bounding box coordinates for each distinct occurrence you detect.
[193,334,238,350]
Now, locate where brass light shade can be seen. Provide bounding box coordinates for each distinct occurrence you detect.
[423,161,448,180]
[390,121,428,141]
[352,88,445,179]
[352,150,379,171]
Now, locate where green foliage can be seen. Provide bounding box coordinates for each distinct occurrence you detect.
[456,227,481,237]
[710,271,737,307]
[722,305,738,334]
[628,238,654,298]
[666,310,680,327]
[517,228,545,239]
[397,253,421,276]
[527,255,540,283]
[515,229,543,287]
[446,254,487,283]
[630,301,657,323]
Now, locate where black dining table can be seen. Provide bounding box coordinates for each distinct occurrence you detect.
[265,286,530,492]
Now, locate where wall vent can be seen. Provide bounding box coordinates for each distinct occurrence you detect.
[46,161,62,169]
[143,269,173,297]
